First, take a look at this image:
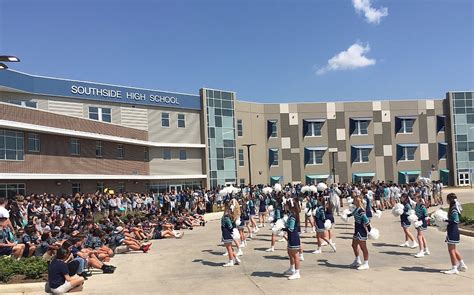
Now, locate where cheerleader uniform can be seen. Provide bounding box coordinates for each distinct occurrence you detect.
[285,214,301,250]
[415,203,428,231]
[445,207,460,244]
[352,208,370,241]
[221,214,234,244]
[364,196,373,220]
[314,206,326,233]
[238,208,247,231]
[248,200,256,217]
[258,197,267,214]
[325,208,334,227]
[400,203,412,228]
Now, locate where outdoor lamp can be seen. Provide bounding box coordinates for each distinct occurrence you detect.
[0,63,8,70]
[0,56,20,62]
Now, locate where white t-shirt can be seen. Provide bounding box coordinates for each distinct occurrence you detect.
[0,206,10,218]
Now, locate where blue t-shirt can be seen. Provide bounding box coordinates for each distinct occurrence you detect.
[48,259,68,289]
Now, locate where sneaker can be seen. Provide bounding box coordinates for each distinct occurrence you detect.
[357,264,370,270]
[299,253,304,261]
[399,241,409,247]
[443,268,459,275]
[254,228,260,233]
[237,249,243,256]
[234,257,241,265]
[349,260,361,268]
[458,263,468,272]
[330,242,337,252]
[102,265,115,274]
[265,248,275,252]
[222,251,229,256]
[414,251,425,258]
[410,242,419,249]
[288,272,301,280]
[424,248,431,255]
[312,249,322,254]
[278,238,286,242]
[320,241,328,246]
[283,268,295,276]
[223,261,235,267]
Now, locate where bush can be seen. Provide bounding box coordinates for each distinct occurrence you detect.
[0,256,48,282]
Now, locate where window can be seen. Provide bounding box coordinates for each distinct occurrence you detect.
[438,143,447,160]
[0,130,24,161]
[237,119,243,136]
[304,120,323,137]
[0,183,26,198]
[72,183,81,195]
[89,107,111,122]
[118,182,125,193]
[117,144,124,158]
[397,118,415,134]
[352,120,369,135]
[28,133,40,152]
[96,141,103,157]
[70,139,80,155]
[162,112,170,127]
[238,149,244,166]
[97,182,104,193]
[179,149,187,160]
[178,114,186,128]
[398,145,417,161]
[267,120,278,138]
[239,178,245,186]
[305,148,324,165]
[144,147,149,161]
[8,100,37,108]
[352,146,371,163]
[269,149,279,166]
[437,115,446,132]
[163,148,171,160]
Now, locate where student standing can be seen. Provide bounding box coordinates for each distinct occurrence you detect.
[443,193,468,274]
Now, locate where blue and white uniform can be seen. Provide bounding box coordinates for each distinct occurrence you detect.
[221,214,234,244]
[248,199,256,217]
[445,207,460,244]
[400,203,412,228]
[352,208,370,241]
[285,214,301,250]
[415,202,428,231]
[258,197,267,213]
[364,196,373,219]
[314,205,326,233]
[325,207,334,225]
[238,205,247,230]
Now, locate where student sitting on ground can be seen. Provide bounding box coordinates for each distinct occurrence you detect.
[47,247,85,294]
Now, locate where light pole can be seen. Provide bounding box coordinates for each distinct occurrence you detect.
[330,151,336,184]
[0,55,20,70]
[242,144,256,185]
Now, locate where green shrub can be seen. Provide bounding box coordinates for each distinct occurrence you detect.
[0,256,48,282]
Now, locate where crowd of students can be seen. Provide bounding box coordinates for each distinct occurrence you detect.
[0,189,207,293]
[218,180,467,280]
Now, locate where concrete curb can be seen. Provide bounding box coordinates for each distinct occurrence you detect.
[0,282,44,294]
[204,212,223,222]
[459,228,474,237]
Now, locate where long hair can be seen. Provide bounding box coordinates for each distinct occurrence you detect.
[288,197,300,226]
[447,193,457,219]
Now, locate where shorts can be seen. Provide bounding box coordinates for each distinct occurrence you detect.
[154,231,163,239]
[445,224,460,244]
[353,226,368,241]
[0,246,13,256]
[51,281,73,294]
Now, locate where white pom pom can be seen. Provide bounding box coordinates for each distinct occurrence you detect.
[368,228,380,240]
[392,204,404,217]
[232,187,241,194]
[409,199,416,207]
[262,187,273,195]
[437,222,448,232]
[343,209,351,216]
[349,204,356,211]
[317,182,327,192]
[304,207,309,214]
[272,219,286,234]
[374,210,382,219]
[309,185,318,193]
[347,197,354,204]
[408,213,419,223]
[278,231,285,237]
[235,219,241,226]
[267,205,274,212]
[274,183,282,192]
[301,186,310,193]
[414,220,423,228]
[341,214,349,223]
[232,228,240,240]
[324,219,332,230]
[283,214,289,223]
[268,216,274,223]
[312,209,317,216]
[306,209,313,217]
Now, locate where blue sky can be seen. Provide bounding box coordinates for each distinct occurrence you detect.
[0,0,472,102]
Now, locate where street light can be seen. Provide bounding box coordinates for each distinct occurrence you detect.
[242,143,256,185]
[0,55,21,70]
[329,151,336,184]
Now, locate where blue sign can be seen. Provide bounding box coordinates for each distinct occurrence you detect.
[0,70,202,110]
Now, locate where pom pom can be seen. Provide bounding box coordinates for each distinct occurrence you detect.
[235,219,241,226]
[341,214,349,223]
[304,207,309,214]
[374,210,382,219]
[408,212,419,223]
[309,185,318,193]
[306,209,313,217]
[343,209,352,216]
[267,205,274,212]
[317,182,327,192]
[324,219,332,230]
[347,197,354,204]
[278,231,285,237]
[432,209,448,232]
[349,204,356,211]
[283,214,289,223]
[262,187,273,195]
[414,220,423,228]
[272,219,286,234]
[409,199,416,207]
[392,204,404,217]
[268,216,274,223]
[368,228,380,240]
[274,183,282,192]
[301,185,310,193]
[232,228,240,240]
[312,209,317,216]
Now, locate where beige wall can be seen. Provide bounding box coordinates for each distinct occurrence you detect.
[149,147,204,176]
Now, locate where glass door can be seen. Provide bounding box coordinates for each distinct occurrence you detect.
[458,172,470,186]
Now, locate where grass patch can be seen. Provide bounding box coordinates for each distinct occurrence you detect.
[441,203,474,225]
[0,256,48,283]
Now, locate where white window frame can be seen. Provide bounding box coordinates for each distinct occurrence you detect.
[162,112,170,127]
[401,146,416,161]
[237,119,243,137]
[307,121,322,137]
[270,149,279,166]
[97,182,104,193]
[400,119,414,134]
[0,130,24,161]
[89,107,111,123]
[270,121,278,138]
[354,120,369,135]
[177,114,186,128]
[0,183,26,198]
[8,100,37,108]
[354,148,370,163]
[72,182,81,194]
[238,149,244,166]
[28,133,40,153]
[118,182,126,193]
[307,149,324,165]
[70,138,80,156]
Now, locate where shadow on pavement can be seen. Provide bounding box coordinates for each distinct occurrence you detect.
[202,249,225,256]
[337,236,353,240]
[192,259,223,267]
[372,242,402,247]
[263,255,289,260]
[250,271,286,278]
[379,251,412,256]
[317,259,349,269]
[399,266,443,273]
[254,247,270,251]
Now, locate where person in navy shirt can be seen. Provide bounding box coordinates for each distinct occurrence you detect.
[399,194,418,249]
[348,195,372,270]
[443,193,468,274]
[48,247,84,294]
[283,197,301,280]
[414,194,430,258]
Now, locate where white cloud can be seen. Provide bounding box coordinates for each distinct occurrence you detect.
[352,0,388,24]
[316,42,376,75]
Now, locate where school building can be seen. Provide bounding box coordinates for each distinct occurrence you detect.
[0,69,472,196]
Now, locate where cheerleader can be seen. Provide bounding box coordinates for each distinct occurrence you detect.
[258,194,267,228]
[221,204,241,267]
[222,197,243,257]
[313,196,336,254]
[238,199,249,248]
[247,194,258,235]
[399,194,418,248]
[282,197,301,280]
[414,193,430,258]
[443,193,468,274]
[303,195,315,233]
[348,195,372,270]
[325,197,335,245]
[266,195,283,252]
[363,189,374,220]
